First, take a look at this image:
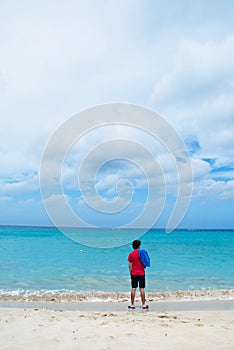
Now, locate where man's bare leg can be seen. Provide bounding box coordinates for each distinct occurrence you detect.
[140,288,146,306]
[130,288,136,307]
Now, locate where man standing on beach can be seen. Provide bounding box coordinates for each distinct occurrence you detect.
[128,239,149,309]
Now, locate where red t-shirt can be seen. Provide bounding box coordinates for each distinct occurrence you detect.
[128,249,145,276]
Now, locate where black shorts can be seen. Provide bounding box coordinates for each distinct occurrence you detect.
[131,275,145,289]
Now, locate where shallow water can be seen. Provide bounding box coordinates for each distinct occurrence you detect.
[0,226,233,296]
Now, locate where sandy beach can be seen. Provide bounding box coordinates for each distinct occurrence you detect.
[1,303,233,350]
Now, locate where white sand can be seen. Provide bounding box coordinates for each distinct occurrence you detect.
[0,307,233,350]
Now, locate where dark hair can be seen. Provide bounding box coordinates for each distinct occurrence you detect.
[132,240,141,249]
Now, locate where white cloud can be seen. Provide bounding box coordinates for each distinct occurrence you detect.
[191,159,211,180]
[1,0,234,226]
[150,35,234,105]
[148,35,234,197]
[44,194,69,204]
[95,174,120,194]
[220,180,234,200]
[194,178,234,201]
[1,173,38,195]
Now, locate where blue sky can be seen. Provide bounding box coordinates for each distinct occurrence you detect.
[0,0,233,229]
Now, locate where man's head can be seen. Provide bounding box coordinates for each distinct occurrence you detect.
[132,239,141,250]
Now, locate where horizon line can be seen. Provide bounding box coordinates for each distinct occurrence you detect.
[0,225,233,231]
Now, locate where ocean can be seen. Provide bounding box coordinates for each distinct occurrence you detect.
[0,226,233,301]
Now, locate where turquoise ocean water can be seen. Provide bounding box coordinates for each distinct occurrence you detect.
[0,226,233,297]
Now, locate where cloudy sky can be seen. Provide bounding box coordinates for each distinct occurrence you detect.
[0,0,233,229]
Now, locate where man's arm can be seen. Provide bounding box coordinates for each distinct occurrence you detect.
[128,262,132,274]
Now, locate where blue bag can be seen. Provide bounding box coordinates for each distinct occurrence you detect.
[138,249,150,268]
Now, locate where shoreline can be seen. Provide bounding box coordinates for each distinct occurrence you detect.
[0,288,233,303]
[0,299,233,312]
[0,289,233,312]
